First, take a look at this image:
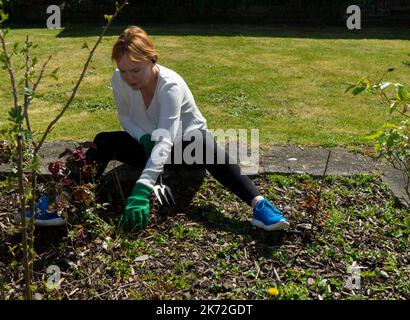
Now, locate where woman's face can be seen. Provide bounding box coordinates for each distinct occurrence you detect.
[117,54,153,90]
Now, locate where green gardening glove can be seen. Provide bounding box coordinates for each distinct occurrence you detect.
[122,182,152,232]
[139,134,155,159]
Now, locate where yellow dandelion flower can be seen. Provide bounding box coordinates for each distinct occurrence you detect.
[268,287,279,296]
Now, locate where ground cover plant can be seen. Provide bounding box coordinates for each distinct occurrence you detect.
[0,171,408,300]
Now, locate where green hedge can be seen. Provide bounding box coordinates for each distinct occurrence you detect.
[4,0,383,24]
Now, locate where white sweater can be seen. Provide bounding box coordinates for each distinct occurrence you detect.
[111,64,208,190]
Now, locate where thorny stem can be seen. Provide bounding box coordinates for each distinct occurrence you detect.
[291,150,332,265]
[0,30,18,109]
[24,53,52,136]
[28,168,37,282]
[23,36,30,131]
[310,149,332,239]
[22,36,37,283]
[17,132,32,300]
[1,27,32,301]
[389,155,410,207]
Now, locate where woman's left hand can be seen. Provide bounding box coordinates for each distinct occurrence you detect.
[139,134,155,159]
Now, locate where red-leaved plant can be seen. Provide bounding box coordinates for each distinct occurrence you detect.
[46,142,98,217]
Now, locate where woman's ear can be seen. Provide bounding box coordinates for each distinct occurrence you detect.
[151,55,158,64]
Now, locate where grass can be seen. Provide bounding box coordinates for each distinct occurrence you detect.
[0,24,409,149]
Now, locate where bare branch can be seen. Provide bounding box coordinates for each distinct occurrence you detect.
[380,90,409,118]
[32,55,52,93]
[393,106,409,118]
[0,30,18,108]
[310,149,332,239]
[379,90,391,107]
[23,36,31,131]
[35,0,128,153]
[23,36,39,282]
[24,54,52,140]
[16,132,32,300]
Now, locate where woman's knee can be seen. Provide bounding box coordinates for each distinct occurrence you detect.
[93,131,111,147]
[93,131,132,149]
[89,131,124,161]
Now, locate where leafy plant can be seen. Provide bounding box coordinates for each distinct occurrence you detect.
[0,0,128,299]
[45,143,98,217]
[346,68,409,206]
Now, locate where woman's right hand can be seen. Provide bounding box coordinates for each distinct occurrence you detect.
[121,182,152,232]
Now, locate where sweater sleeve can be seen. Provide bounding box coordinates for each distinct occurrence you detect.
[111,73,146,141]
[136,82,183,190]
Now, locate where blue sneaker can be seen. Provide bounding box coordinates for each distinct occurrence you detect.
[252,198,290,231]
[15,195,66,227]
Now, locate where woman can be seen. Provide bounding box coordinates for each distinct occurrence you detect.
[25,26,290,231]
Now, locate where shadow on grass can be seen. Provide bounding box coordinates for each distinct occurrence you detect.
[6,23,410,40]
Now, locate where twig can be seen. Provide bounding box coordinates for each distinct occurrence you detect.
[380,88,409,118]
[309,149,332,239]
[23,36,29,122]
[16,132,31,300]
[23,35,35,284]
[0,274,5,300]
[24,53,52,136]
[273,266,281,283]
[94,281,137,299]
[67,287,79,298]
[22,35,38,285]
[292,149,332,264]
[291,245,303,266]
[142,280,156,298]
[254,261,260,280]
[32,56,52,94]
[28,163,38,283]
[0,30,18,109]
[34,1,128,154]
[377,68,391,84]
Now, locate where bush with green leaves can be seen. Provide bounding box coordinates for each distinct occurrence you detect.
[347,69,409,205]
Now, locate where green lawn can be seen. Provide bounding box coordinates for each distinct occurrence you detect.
[0,24,409,150]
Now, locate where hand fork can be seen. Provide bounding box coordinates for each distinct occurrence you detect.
[153,174,176,206]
